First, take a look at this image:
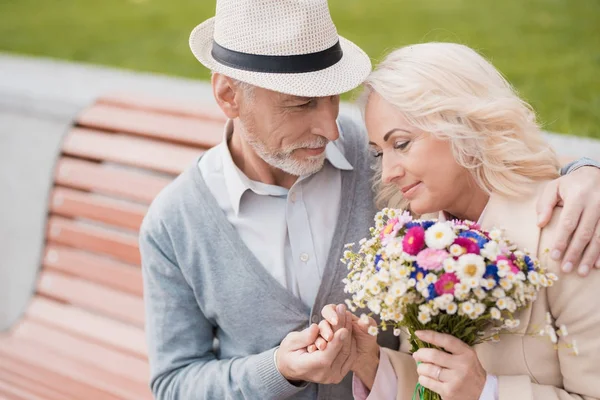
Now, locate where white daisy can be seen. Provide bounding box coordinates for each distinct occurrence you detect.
[461,302,475,314]
[367,299,381,314]
[425,273,438,284]
[443,258,457,272]
[457,254,486,282]
[449,244,465,257]
[425,222,457,249]
[480,241,500,261]
[496,297,508,310]
[390,281,408,298]
[446,302,458,315]
[393,328,402,337]
[490,307,502,320]
[492,288,506,299]
[499,278,513,291]
[368,326,379,336]
[474,302,486,317]
[418,311,432,324]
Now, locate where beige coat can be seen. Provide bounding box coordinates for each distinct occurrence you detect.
[385,182,600,400]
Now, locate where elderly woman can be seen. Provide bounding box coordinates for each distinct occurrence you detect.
[315,42,600,400]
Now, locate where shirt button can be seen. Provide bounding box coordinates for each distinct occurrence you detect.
[311,315,319,324]
[300,253,309,262]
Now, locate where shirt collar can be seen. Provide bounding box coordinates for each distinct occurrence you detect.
[220,119,354,215]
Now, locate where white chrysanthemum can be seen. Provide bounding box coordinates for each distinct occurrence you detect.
[385,238,405,256]
[457,254,486,282]
[496,298,508,310]
[547,273,558,282]
[474,302,486,317]
[384,294,396,306]
[425,273,438,284]
[500,278,513,291]
[392,311,404,322]
[461,302,475,314]
[407,278,417,287]
[397,267,411,279]
[420,288,431,298]
[474,288,487,300]
[506,298,517,313]
[416,280,428,292]
[489,229,502,240]
[466,277,480,289]
[390,282,408,298]
[443,258,457,272]
[504,319,520,329]
[528,271,540,285]
[418,311,432,324]
[376,268,390,283]
[490,307,502,320]
[368,326,379,336]
[446,302,458,314]
[419,304,432,314]
[367,299,381,314]
[425,222,457,249]
[483,279,496,290]
[539,275,549,287]
[393,328,402,336]
[360,314,370,325]
[480,241,500,261]
[449,244,465,257]
[492,288,506,299]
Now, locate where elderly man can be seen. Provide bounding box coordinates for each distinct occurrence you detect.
[139,0,600,398]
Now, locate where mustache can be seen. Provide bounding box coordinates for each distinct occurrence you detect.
[286,136,329,152]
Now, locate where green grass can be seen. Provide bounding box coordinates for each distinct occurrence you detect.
[1,0,599,138]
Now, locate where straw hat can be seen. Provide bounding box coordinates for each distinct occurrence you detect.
[189,0,372,97]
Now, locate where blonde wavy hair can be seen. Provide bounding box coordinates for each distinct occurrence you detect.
[358,42,560,210]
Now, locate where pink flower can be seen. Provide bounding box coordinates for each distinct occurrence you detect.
[416,248,449,271]
[497,255,520,274]
[402,226,425,255]
[435,273,460,295]
[453,237,480,255]
[380,218,400,241]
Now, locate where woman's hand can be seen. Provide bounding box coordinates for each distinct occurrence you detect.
[412,330,487,400]
[312,304,381,389]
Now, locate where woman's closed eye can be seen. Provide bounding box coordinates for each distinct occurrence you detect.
[393,140,410,151]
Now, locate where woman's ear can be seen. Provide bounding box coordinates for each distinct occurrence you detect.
[212,73,240,119]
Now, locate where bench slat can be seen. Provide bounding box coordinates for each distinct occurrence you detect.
[97,93,225,122]
[37,271,145,327]
[0,380,47,400]
[0,370,69,400]
[43,245,143,296]
[62,127,203,175]
[50,187,147,232]
[0,353,122,400]
[78,103,223,148]
[55,157,171,204]
[26,297,147,358]
[0,338,151,400]
[47,215,140,265]
[11,320,148,384]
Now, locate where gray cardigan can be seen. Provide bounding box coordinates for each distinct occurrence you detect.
[140,115,399,400]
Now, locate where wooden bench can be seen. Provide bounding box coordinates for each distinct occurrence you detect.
[0,93,226,400]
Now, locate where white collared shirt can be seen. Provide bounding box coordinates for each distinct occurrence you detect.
[198,120,353,309]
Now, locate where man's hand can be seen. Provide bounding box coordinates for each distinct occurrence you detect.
[316,305,380,389]
[537,167,600,276]
[276,317,355,384]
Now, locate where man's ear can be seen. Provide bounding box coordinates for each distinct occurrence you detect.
[212,73,240,119]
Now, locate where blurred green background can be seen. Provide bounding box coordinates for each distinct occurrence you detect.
[1,0,599,138]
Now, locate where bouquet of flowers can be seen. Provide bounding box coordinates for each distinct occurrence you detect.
[342,208,559,400]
